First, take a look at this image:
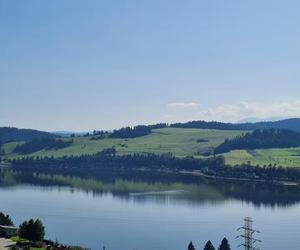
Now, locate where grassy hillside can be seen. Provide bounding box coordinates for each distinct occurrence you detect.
[224,148,300,167]
[2,128,244,159]
[2,127,300,168]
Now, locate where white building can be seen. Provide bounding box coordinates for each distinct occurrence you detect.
[0,225,18,237]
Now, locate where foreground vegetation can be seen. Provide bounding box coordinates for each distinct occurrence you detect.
[0,211,88,250]
[2,209,233,250]
[188,238,231,250]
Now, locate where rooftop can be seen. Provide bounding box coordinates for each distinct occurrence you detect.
[0,225,18,230]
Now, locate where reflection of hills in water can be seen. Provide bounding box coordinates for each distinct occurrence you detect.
[1,170,300,208]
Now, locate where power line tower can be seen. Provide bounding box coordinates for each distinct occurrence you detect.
[236,217,261,250]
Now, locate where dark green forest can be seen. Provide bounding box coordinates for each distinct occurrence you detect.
[214,129,300,153]
[8,148,300,182]
[170,118,300,133]
[0,211,14,226]
[109,125,152,138]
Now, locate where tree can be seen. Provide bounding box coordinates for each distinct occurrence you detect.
[188,241,195,250]
[100,147,116,157]
[19,219,45,242]
[0,141,5,155]
[109,125,151,138]
[204,240,216,250]
[0,212,13,226]
[218,238,231,250]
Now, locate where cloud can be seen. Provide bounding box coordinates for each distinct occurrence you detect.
[202,101,300,122]
[164,100,300,123]
[166,102,201,108]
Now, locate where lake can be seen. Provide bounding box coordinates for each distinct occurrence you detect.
[0,172,300,250]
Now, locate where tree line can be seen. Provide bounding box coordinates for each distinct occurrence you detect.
[109,125,152,138]
[8,148,300,182]
[108,123,168,138]
[10,148,224,176]
[2,118,300,144]
[170,118,300,133]
[170,121,239,130]
[214,129,300,154]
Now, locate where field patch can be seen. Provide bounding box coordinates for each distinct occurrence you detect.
[224,147,300,167]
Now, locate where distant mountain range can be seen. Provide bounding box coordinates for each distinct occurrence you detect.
[1,118,300,143]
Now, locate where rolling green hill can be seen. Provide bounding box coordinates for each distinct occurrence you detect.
[224,148,300,167]
[2,127,300,168]
[2,128,244,159]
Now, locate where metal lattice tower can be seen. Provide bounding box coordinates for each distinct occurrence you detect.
[236,217,261,250]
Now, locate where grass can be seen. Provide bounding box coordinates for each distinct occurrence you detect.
[10,235,30,244]
[2,141,23,155]
[2,128,244,159]
[3,127,300,168]
[224,147,300,167]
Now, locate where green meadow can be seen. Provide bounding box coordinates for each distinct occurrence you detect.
[224,147,300,168]
[2,127,300,167]
[2,128,244,159]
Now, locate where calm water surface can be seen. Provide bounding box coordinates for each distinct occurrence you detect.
[0,173,300,250]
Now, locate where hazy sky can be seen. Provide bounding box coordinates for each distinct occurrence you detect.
[1,0,300,131]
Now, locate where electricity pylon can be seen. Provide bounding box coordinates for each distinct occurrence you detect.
[236,217,261,250]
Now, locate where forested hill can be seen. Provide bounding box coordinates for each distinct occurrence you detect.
[170,121,238,130]
[214,129,300,154]
[237,118,300,132]
[170,118,300,132]
[0,127,55,143]
[2,118,300,143]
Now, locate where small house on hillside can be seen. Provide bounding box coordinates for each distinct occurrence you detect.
[0,225,18,237]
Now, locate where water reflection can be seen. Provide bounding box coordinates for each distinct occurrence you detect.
[1,170,300,209]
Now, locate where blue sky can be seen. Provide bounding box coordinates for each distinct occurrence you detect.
[1,0,300,131]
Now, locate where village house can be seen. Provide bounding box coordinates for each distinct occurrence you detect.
[0,225,18,237]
